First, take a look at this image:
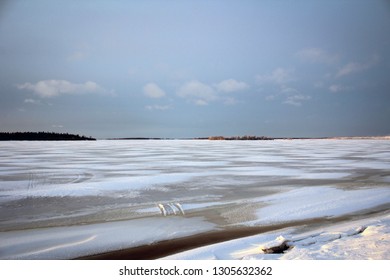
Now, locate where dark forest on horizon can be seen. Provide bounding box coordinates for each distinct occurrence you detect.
[0,132,96,141]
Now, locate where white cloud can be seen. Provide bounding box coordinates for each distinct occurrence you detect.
[281,86,300,95]
[280,86,311,106]
[194,99,209,106]
[176,78,250,106]
[256,68,294,85]
[52,124,64,128]
[145,104,172,111]
[257,72,309,106]
[329,84,352,93]
[336,62,363,78]
[284,94,311,106]
[143,83,166,99]
[296,48,338,64]
[214,79,249,93]
[17,80,106,98]
[336,55,379,78]
[177,80,217,105]
[263,85,310,106]
[24,98,40,104]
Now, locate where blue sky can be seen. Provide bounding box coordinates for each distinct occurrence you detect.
[0,0,389,138]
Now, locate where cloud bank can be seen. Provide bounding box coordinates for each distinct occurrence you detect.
[256,68,294,85]
[17,80,106,98]
[284,94,311,106]
[214,79,249,93]
[175,79,249,106]
[336,55,379,78]
[177,80,216,105]
[256,68,311,106]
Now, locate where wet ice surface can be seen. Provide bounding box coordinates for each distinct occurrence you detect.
[0,139,390,259]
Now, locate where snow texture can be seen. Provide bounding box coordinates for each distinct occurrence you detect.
[162,213,390,260]
[0,139,389,259]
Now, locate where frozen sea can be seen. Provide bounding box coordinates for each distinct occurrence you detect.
[0,139,389,259]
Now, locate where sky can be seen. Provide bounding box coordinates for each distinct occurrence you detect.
[0,0,389,138]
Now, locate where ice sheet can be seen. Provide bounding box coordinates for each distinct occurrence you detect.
[1,139,389,259]
[249,187,390,225]
[0,216,215,259]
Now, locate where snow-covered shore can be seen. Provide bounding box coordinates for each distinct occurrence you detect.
[162,211,390,260]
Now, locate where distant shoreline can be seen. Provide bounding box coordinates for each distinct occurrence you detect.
[1,132,389,141]
[106,136,390,141]
[0,132,96,141]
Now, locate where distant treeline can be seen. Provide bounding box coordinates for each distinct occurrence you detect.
[0,132,96,141]
[208,135,274,140]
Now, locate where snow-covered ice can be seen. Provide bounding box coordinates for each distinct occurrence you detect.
[248,187,390,225]
[0,139,389,259]
[0,216,215,259]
